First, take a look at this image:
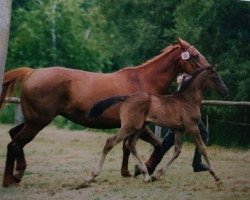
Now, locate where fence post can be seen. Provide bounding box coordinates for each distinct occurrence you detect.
[14,103,23,125]
[155,125,162,138]
[206,114,209,143]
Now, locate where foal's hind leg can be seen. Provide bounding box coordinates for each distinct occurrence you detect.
[121,138,133,177]
[126,133,151,182]
[192,130,220,181]
[2,124,43,187]
[8,123,27,183]
[121,126,162,177]
[151,131,183,181]
[86,128,134,183]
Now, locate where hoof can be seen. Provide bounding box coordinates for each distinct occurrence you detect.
[84,176,94,184]
[134,165,142,177]
[151,175,158,182]
[144,176,152,183]
[121,171,132,178]
[2,177,19,188]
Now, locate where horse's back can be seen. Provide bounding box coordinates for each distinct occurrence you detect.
[20,67,136,127]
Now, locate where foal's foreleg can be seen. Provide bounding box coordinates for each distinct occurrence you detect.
[151,132,183,181]
[192,131,220,181]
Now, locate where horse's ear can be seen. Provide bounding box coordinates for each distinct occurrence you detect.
[176,37,190,50]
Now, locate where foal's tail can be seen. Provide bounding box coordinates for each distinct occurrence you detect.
[88,96,126,118]
[0,67,34,109]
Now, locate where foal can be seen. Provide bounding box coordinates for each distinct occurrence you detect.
[87,67,228,183]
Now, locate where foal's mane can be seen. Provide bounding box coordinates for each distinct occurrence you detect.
[176,68,208,94]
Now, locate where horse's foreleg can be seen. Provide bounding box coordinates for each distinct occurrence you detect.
[152,132,183,181]
[121,138,132,177]
[139,126,162,173]
[8,123,26,183]
[192,131,220,181]
[126,133,151,182]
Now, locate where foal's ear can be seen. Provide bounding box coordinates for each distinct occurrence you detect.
[176,37,190,50]
[207,66,214,73]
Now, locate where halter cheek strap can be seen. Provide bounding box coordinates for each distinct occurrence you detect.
[181,46,202,69]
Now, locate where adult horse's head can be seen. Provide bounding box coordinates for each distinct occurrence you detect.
[176,37,211,74]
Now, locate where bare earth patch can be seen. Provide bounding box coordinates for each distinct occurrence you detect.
[0,124,249,200]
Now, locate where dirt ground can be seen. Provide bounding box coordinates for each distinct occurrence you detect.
[0,124,249,200]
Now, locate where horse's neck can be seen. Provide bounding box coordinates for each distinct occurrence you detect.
[137,48,182,94]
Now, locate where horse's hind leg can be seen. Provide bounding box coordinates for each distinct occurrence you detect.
[2,123,44,187]
[152,131,183,181]
[8,123,26,183]
[192,131,220,181]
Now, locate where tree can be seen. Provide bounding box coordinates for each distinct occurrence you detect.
[6,0,103,71]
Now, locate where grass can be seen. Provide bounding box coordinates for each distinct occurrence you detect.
[0,124,249,200]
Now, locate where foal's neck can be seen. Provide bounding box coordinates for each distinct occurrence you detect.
[182,77,204,106]
[138,46,182,94]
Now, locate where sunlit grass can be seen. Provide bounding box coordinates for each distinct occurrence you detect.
[0,124,249,200]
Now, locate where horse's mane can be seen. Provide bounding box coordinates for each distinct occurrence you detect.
[175,68,207,94]
[118,44,180,72]
[140,44,179,67]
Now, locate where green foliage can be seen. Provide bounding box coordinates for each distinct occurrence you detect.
[0,104,15,124]
[1,0,250,147]
[7,0,104,71]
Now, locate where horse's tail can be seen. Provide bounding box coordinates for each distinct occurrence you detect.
[88,96,126,118]
[0,67,34,109]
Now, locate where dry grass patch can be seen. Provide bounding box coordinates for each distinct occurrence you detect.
[0,124,249,200]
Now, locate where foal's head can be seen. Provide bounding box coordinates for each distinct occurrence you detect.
[197,67,228,97]
[176,37,211,74]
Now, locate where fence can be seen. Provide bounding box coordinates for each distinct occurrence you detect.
[3,98,250,136]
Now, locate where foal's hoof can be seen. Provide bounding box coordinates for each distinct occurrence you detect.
[134,165,142,177]
[144,176,152,183]
[150,175,158,182]
[84,176,94,184]
[121,171,132,178]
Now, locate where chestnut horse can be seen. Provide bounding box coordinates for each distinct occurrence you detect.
[87,67,228,183]
[0,38,211,187]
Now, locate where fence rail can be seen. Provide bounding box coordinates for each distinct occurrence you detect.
[4,97,250,106]
[202,100,250,106]
[3,98,250,131]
